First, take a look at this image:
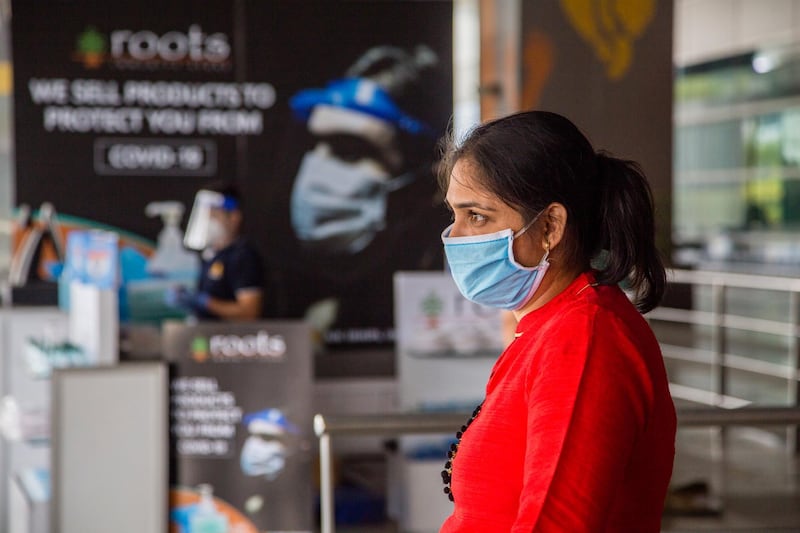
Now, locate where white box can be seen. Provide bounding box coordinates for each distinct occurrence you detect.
[396,457,453,533]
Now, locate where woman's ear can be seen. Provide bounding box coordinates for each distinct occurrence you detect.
[543,202,568,250]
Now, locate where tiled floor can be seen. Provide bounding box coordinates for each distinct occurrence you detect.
[662,425,800,532]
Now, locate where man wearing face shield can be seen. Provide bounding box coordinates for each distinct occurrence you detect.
[178,183,264,321]
[280,45,449,345]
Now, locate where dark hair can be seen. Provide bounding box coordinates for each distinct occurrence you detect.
[437,110,666,313]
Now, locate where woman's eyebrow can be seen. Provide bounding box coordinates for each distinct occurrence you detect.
[449,200,498,211]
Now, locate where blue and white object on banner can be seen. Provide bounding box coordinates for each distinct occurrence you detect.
[290,77,433,137]
[242,408,299,436]
[84,231,119,289]
[60,230,119,290]
[62,231,88,285]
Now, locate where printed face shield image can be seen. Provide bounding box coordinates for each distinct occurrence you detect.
[183,189,238,251]
[289,45,438,255]
[239,408,299,480]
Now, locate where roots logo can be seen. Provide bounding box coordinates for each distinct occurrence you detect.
[190,331,287,362]
[72,24,232,71]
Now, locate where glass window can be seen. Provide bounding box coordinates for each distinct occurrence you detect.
[673,43,800,267]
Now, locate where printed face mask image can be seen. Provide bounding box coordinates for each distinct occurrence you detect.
[290,149,392,254]
[240,435,287,480]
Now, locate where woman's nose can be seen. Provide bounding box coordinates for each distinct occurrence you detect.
[447,219,466,238]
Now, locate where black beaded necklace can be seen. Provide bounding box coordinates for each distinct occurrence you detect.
[441,402,483,502]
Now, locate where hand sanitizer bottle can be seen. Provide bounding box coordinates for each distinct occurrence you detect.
[144,201,199,280]
[189,484,229,533]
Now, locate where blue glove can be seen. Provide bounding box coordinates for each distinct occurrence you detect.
[164,286,210,312]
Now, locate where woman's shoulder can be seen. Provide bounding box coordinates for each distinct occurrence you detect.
[517,284,647,361]
[512,299,599,373]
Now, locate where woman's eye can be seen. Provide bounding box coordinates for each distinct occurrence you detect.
[468,212,487,224]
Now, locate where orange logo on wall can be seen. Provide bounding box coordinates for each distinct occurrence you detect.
[559,0,656,80]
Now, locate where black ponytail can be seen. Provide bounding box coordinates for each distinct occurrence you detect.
[594,151,666,313]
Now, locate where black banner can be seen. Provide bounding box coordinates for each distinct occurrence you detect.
[163,320,313,532]
[12,0,454,347]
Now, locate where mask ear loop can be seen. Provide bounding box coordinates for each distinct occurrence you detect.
[512,208,546,239]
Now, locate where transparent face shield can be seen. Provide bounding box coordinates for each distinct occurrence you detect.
[183,190,230,251]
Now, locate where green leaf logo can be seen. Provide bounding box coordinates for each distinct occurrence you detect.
[421,291,443,328]
[191,336,209,362]
[75,27,107,68]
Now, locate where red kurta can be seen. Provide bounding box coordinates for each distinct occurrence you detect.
[440,271,676,532]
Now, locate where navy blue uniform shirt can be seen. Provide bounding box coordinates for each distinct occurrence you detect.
[196,238,264,320]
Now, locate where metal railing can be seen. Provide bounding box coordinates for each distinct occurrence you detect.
[649,269,800,447]
[313,412,469,533]
[314,406,800,533]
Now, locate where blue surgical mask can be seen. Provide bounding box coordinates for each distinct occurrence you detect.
[441,216,549,310]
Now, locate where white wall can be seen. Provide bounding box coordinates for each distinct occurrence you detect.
[675,0,800,66]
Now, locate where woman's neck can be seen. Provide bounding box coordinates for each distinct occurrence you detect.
[512,265,583,321]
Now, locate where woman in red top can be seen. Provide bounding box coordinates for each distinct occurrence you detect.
[438,111,676,532]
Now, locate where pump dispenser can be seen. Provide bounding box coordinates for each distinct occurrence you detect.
[189,484,229,533]
[145,202,199,279]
